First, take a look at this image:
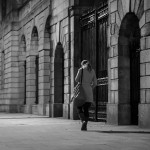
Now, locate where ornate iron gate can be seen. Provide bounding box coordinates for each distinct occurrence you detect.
[80,2,108,122]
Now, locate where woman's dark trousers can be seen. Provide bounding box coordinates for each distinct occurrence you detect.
[77,102,91,130]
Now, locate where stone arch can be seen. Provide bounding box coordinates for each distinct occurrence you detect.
[20,35,26,53]
[44,16,51,50]
[53,42,64,117]
[31,26,39,53]
[107,0,144,125]
[117,0,144,21]
[118,12,140,125]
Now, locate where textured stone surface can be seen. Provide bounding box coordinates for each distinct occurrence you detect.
[121,0,130,15]
[146,89,150,103]
[110,12,116,24]
[0,113,149,149]
[118,0,124,20]
[139,13,145,28]
[141,76,150,88]
[107,103,131,125]
[140,63,146,76]
[146,62,150,75]
[146,9,150,23]
[110,0,117,13]
[140,89,146,103]
[144,0,150,10]
[131,0,136,12]
[139,104,150,128]
[140,49,150,63]
[0,0,150,128]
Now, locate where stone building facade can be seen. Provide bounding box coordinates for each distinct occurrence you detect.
[0,0,150,128]
[107,0,150,128]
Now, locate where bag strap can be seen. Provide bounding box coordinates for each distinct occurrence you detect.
[80,68,83,84]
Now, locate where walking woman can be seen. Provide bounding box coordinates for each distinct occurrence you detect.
[75,60,97,131]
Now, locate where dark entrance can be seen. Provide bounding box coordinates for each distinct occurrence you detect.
[53,42,64,117]
[119,13,140,125]
[80,2,108,121]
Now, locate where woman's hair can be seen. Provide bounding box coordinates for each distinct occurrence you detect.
[81,60,92,72]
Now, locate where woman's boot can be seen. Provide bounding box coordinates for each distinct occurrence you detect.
[81,121,87,131]
[81,116,88,131]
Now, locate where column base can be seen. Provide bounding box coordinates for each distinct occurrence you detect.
[139,104,150,128]
[63,103,70,119]
[21,105,32,114]
[0,104,21,113]
[107,103,131,125]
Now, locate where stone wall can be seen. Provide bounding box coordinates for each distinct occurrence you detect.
[1,0,149,127]
[108,0,150,128]
[139,0,150,128]
[0,0,70,117]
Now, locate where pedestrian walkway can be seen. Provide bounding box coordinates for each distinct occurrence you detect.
[0,113,149,150]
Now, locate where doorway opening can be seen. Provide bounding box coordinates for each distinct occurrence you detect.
[54,42,64,117]
[118,13,140,125]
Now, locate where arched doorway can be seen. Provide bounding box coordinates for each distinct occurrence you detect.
[118,13,140,125]
[54,42,64,117]
[31,27,39,105]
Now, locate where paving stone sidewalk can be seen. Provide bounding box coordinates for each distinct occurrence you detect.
[0,113,149,150]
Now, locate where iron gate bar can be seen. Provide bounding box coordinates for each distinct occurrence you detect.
[97,77,108,86]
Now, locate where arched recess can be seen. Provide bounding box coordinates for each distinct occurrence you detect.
[19,35,27,105]
[20,35,26,54]
[54,42,64,117]
[31,26,39,105]
[44,16,50,50]
[118,12,140,125]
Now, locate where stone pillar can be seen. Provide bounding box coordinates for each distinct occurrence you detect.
[4,22,20,112]
[38,50,50,115]
[0,40,4,111]
[18,45,26,112]
[69,6,82,120]
[26,55,36,113]
[107,0,131,125]
[107,0,120,125]
[61,18,70,119]
[18,61,26,105]
[139,1,150,128]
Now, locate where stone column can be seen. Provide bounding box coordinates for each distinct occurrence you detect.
[38,50,50,115]
[107,0,121,125]
[25,55,36,113]
[0,40,4,111]
[61,18,70,119]
[69,6,82,120]
[18,61,26,105]
[107,0,131,125]
[4,22,20,112]
[139,0,150,128]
